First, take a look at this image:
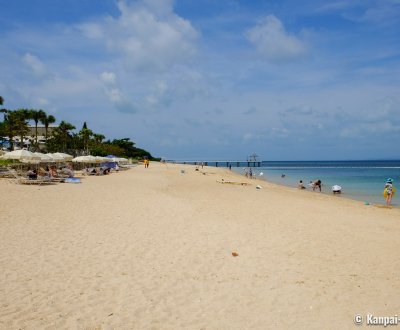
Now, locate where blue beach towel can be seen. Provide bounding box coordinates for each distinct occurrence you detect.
[65,178,81,184]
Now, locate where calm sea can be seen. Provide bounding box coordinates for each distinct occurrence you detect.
[232,160,400,206]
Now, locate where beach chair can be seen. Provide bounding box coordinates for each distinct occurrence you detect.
[0,167,16,178]
[8,169,57,185]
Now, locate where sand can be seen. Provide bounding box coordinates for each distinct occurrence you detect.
[1,162,399,329]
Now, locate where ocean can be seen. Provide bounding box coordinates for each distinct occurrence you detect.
[232,160,400,206]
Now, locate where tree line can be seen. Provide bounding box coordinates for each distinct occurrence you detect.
[0,96,155,159]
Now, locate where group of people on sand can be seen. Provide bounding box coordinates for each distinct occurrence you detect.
[27,164,75,180]
[85,166,112,175]
[297,179,322,191]
[244,168,254,179]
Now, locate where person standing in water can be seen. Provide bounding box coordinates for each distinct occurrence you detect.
[384,178,395,205]
[313,180,322,192]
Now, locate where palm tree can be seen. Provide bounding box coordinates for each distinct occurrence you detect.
[0,97,7,122]
[39,114,56,142]
[5,110,29,149]
[2,111,16,150]
[93,133,105,144]
[56,121,76,152]
[0,108,7,122]
[15,109,30,149]
[79,127,93,154]
[29,109,46,147]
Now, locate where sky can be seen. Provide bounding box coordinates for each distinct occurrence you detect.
[1,0,399,160]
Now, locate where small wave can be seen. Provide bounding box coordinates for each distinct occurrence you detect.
[258,166,400,169]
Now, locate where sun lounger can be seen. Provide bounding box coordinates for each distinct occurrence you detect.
[14,177,57,185]
[7,168,58,185]
[0,167,16,178]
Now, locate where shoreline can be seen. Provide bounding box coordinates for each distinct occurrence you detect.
[228,165,399,208]
[1,162,400,329]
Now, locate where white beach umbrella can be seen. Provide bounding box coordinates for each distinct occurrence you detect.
[21,159,41,164]
[94,156,108,163]
[34,152,53,163]
[48,153,65,162]
[53,152,73,161]
[3,150,40,161]
[72,155,96,163]
[72,156,89,163]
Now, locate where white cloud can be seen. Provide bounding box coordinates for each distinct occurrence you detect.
[246,15,307,63]
[100,71,117,85]
[78,0,198,71]
[99,71,137,113]
[145,80,172,107]
[79,23,104,39]
[22,53,48,78]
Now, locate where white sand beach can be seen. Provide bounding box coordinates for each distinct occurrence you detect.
[1,162,399,329]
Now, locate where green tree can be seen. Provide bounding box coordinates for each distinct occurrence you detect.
[93,133,105,144]
[0,97,7,122]
[1,112,16,150]
[110,138,153,159]
[91,143,125,157]
[29,109,46,148]
[54,121,76,152]
[39,113,56,142]
[16,109,31,149]
[0,108,7,122]
[79,127,93,154]
[5,110,30,149]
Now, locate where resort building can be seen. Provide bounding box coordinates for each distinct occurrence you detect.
[1,125,57,150]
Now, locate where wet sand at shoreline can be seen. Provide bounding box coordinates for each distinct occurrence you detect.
[1,162,399,329]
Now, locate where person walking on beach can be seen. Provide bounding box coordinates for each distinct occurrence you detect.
[384,178,395,205]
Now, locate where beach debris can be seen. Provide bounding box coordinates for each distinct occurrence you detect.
[259,172,264,176]
[364,201,370,205]
[232,252,239,257]
[256,185,262,189]
[217,180,249,186]
[180,169,185,174]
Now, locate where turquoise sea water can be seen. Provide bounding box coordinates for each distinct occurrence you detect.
[232,160,400,206]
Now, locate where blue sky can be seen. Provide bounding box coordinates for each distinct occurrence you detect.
[1,0,399,160]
